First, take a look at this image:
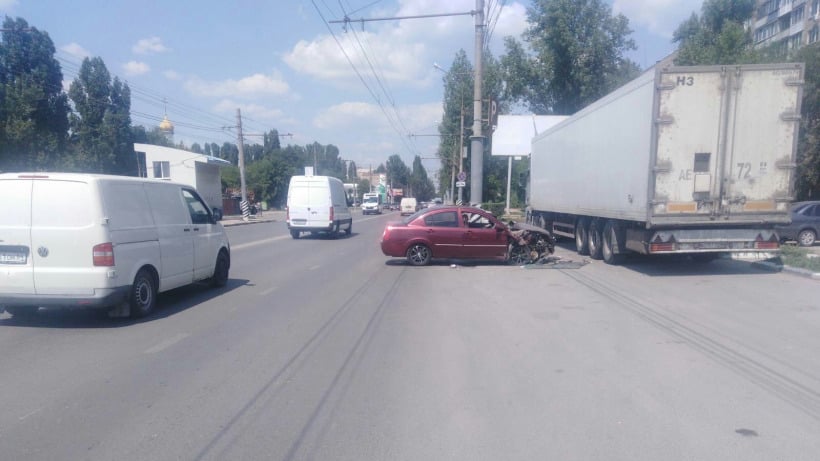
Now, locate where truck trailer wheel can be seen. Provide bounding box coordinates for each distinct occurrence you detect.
[602,220,625,265]
[575,218,590,255]
[587,219,603,260]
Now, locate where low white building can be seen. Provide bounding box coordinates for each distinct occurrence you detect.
[134,143,232,215]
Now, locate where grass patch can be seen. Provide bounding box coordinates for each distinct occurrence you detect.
[779,245,820,272]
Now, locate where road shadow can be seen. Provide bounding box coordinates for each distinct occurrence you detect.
[384,258,509,267]
[0,277,251,329]
[292,231,356,240]
[552,239,776,277]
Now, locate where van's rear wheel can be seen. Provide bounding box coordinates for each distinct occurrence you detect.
[129,269,156,318]
[210,251,230,287]
[290,229,300,239]
[345,221,352,235]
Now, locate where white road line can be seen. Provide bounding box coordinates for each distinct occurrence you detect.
[19,408,42,421]
[144,333,191,354]
[232,235,290,251]
[308,265,321,271]
[260,286,278,296]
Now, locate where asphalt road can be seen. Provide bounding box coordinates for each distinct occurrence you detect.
[1,210,819,460]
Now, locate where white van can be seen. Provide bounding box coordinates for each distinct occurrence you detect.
[361,192,381,215]
[0,173,231,318]
[400,197,418,216]
[286,175,353,238]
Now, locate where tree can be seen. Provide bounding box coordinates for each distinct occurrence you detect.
[794,44,820,199]
[385,154,410,192]
[501,0,640,115]
[131,125,174,147]
[410,155,435,201]
[0,17,69,171]
[672,0,758,65]
[68,57,135,174]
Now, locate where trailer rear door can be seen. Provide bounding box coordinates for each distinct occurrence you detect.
[650,64,801,225]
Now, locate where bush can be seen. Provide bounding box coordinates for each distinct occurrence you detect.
[780,245,820,272]
[482,202,505,217]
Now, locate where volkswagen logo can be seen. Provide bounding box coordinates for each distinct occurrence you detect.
[37,246,49,258]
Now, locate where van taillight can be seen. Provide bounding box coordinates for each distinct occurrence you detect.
[329,206,334,222]
[286,206,290,222]
[93,243,115,266]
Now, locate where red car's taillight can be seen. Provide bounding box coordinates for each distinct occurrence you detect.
[382,226,391,241]
[92,242,115,266]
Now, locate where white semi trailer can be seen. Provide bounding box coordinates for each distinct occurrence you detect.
[527,63,804,264]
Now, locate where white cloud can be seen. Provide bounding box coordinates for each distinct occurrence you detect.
[283,0,529,86]
[123,61,150,76]
[184,72,290,98]
[163,70,182,80]
[0,0,19,11]
[312,100,440,130]
[612,0,699,39]
[212,99,285,122]
[313,102,382,129]
[61,42,90,59]
[132,36,170,55]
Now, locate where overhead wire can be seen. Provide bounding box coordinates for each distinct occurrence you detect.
[311,0,421,159]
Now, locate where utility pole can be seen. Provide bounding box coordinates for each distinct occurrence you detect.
[458,108,465,205]
[236,108,249,221]
[470,0,484,205]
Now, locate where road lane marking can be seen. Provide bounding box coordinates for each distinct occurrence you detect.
[19,408,42,421]
[260,286,278,296]
[232,235,290,251]
[144,333,191,354]
[308,265,321,271]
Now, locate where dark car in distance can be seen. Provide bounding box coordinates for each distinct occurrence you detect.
[380,206,512,265]
[776,201,820,246]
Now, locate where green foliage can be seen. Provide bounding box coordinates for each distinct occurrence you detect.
[410,155,435,201]
[779,245,820,272]
[0,17,70,171]
[672,0,759,65]
[482,202,505,217]
[385,154,411,190]
[501,0,640,115]
[68,57,135,175]
[794,44,820,200]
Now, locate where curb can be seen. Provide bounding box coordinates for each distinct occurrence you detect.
[752,260,820,280]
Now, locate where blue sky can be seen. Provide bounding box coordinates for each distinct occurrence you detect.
[0,0,701,177]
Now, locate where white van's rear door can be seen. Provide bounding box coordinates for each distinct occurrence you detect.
[288,179,331,228]
[0,178,35,296]
[30,179,104,295]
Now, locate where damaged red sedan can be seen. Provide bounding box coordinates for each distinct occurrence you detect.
[380,206,513,265]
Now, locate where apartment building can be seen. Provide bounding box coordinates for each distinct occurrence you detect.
[753,0,820,52]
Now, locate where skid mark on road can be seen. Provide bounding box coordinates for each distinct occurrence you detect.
[562,269,820,422]
[194,265,406,460]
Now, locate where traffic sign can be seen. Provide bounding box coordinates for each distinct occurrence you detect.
[456,181,466,188]
[457,171,466,182]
